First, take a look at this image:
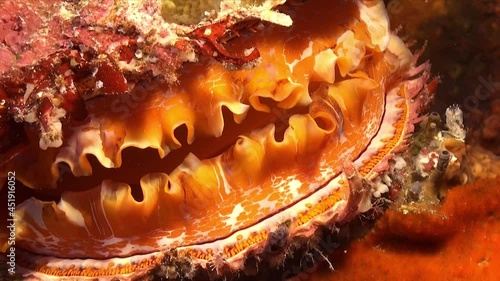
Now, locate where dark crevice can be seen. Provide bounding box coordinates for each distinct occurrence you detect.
[28,104,302,198]
[129,183,144,202]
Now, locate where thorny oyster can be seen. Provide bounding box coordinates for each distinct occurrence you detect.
[0,0,437,280]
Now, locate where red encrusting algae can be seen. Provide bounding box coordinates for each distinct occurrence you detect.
[301,177,500,281]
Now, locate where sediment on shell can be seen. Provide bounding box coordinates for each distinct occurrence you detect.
[0,0,296,165]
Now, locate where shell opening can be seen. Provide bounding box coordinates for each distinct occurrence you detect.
[1,0,435,279]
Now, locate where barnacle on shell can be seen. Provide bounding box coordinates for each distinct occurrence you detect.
[0,0,436,280]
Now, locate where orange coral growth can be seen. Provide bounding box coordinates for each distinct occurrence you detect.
[302,177,500,281]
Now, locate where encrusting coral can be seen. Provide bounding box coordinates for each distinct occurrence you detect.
[292,177,500,281]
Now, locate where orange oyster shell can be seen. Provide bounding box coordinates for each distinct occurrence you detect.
[1,0,435,279]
